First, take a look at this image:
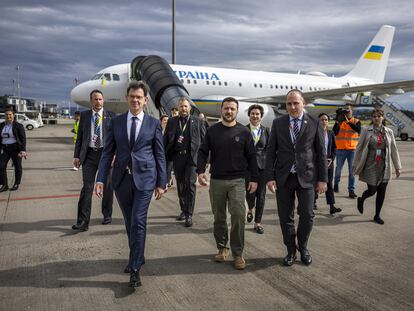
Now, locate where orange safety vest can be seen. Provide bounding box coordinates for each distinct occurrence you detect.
[335,117,359,150]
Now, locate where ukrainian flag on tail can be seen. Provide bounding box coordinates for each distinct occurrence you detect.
[364,45,385,60]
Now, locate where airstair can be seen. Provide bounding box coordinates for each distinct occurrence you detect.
[358,95,414,141]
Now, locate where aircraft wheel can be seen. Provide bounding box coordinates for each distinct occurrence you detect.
[400,133,408,141]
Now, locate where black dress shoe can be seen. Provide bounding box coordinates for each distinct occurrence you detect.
[129,270,142,288]
[102,217,112,225]
[373,215,384,225]
[184,216,193,227]
[349,191,357,199]
[0,185,9,192]
[72,221,88,231]
[334,184,339,193]
[283,252,297,266]
[357,197,364,214]
[10,184,19,191]
[176,212,185,221]
[124,265,131,274]
[329,205,342,215]
[299,248,312,266]
[255,224,264,234]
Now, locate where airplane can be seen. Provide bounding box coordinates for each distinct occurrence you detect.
[70,25,414,127]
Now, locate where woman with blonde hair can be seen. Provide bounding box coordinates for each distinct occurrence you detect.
[352,108,402,224]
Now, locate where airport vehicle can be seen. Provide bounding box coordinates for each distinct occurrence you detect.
[0,113,40,130]
[70,25,414,127]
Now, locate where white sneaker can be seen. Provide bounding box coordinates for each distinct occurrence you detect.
[72,167,79,171]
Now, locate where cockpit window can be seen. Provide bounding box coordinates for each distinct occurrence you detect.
[113,74,120,81]
[104,73,111,81]
[92,74,102,80]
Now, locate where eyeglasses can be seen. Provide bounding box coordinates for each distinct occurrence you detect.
[372,115,383,118]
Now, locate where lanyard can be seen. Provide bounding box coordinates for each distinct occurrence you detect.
[179,116,190,134]
[252,126,262,145]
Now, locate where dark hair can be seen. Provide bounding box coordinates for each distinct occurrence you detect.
[318,112,330,121]
[160,114,168,121]
[89,89,103,100]
[221,96,239,108]
[286,89,306,104]
[248,104,264,117]
[74,110,81,116]
[127,81,148,96]
[370,108,386,126]
[4,106,15,113]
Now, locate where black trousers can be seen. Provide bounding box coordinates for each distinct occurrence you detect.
[276,173,315,252]
[315,166,335,205]
[172,153,197,217]
[245,169,267,223]
[0,144,22,186]
[77,148,113,224]
[361,182,388,216]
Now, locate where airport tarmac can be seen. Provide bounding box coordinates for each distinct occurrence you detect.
[0,124,413,311]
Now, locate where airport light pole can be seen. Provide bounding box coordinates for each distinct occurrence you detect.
[172,0,176,64]
[16,65,21,104]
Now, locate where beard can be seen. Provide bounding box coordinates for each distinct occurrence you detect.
[222,113,236,122]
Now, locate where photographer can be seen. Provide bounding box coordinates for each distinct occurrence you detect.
[333,103,361,198]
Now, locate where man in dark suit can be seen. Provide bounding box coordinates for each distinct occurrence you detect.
[245,104,270,234]
[164,97,206,227]
[72,89,115,231]
[95,81,167,289]
[0,107,27,192]
[266,90,327,266]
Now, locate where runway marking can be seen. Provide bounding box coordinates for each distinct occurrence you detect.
[0,193,79,202]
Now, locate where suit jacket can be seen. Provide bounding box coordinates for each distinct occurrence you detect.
[352,125,401,177]
[0,121,26,152]
[246,124,270,170]
[163,115,206,166]
[97,112,167,191]
[326,130,336,169]
[74,109,115,164]
[265,113,327,188]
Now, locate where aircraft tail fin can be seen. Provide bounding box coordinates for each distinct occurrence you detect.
[344,25,395,83]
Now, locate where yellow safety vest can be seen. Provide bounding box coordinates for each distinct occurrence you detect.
[73,120,79,143]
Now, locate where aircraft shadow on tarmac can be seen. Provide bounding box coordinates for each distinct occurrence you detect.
[0,256,281,298]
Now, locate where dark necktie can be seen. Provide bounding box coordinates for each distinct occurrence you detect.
[130,116,137,148]
[94,112,101,148]
[292,118,299,172]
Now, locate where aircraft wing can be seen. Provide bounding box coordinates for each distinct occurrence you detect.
[243,79,414,105]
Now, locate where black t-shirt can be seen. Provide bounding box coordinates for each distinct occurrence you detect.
[197,122,258,181]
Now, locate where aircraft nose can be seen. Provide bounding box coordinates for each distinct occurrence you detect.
[70,83,89,106]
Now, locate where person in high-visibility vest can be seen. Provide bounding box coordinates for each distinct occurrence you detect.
[71,111,81,171]
[333,103,361,198]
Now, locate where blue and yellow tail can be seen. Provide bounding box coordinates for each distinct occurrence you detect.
[344,25,395,83]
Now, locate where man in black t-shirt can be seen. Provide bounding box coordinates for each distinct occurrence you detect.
[197,97,258,270]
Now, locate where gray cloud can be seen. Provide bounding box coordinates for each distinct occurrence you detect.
[1,0,413,109]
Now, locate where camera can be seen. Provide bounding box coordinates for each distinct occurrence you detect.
[335,108,349,122]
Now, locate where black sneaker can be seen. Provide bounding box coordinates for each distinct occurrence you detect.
[334,184,339,193]
[349,191,357,199]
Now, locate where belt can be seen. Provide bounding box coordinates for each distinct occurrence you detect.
[2,143,17,148]
[88,147,103,152]
[177,150,188,155]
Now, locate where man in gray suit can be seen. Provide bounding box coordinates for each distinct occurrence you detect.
[72,89,114,231]
[266,90,327,266]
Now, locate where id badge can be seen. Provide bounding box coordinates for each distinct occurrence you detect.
[92,134,98,144]
[177,135,184,144]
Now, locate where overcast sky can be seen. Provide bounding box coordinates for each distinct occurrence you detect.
[1,0,414,109]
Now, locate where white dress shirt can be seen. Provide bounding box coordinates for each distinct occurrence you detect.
[127,110,144,143]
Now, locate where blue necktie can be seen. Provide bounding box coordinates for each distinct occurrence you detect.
[292,118,299,172]
[130,116,137,149]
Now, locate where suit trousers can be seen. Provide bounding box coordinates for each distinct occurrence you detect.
[245,169,267,223]
[115,173,152,271]
[209,178,245,257]
[173,153,197,217]
[276,173,315,252]
[77,149,113,224]
[315,166,335,205]
[0,144,22,186]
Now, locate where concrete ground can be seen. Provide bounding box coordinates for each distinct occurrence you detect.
[0,124,413,311]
